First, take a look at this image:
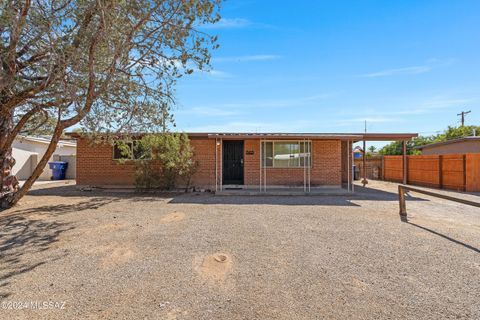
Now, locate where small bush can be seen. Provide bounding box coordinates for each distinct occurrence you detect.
[133,133,198,191]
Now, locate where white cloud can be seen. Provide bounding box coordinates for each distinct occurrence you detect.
[213,55,281,63]
[201,18,251,29]
[184,120,317,133]
[206,70,234,78]
[359,66,432,78]
[337,96,474,122]
[178,107,242,117]
[358,58,457,78]
[187,93,336,110]
[386,97,473,116]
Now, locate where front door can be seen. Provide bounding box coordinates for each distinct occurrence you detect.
[223,140,244,185]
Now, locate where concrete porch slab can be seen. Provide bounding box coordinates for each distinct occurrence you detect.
[215,187,351,196]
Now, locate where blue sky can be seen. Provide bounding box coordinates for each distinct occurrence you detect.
[174,0,480,145]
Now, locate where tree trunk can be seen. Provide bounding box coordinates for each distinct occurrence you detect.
[0,109,20,209]
[11,124,64,206]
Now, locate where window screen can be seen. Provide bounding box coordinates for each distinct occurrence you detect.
[261,141,311,168]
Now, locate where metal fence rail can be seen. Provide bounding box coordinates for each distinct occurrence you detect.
[398,184,480,217]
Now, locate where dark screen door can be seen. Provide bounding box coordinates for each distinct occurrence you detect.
[223,140,244,185]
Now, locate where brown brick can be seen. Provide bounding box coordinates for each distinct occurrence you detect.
[76,137,344,188]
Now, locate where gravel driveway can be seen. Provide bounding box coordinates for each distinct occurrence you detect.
[1,181,479,319]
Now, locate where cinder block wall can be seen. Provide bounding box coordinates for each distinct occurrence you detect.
[76,137,342,188]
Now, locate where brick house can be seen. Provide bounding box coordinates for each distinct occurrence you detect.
[71,132,417,192]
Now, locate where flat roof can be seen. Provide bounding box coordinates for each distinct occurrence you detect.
[67,132,417,142]
[16,135,77,147]
[205,132,417,141]
[415,136,480,149]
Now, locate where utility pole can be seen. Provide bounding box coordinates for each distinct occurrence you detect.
[457,110,471,126]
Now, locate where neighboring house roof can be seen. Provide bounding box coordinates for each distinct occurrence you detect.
[415,136,480,150]
[16,135,77,148]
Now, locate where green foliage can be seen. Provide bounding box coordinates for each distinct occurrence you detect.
[1,0,221,206]
[434,125,479,142]
[133,133,198,191]
[379,125,480,155]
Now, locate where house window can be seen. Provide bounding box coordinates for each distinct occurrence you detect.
[261,141,311,168]
[113,141,151,160]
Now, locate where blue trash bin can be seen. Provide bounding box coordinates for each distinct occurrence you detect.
[48,161,68,180]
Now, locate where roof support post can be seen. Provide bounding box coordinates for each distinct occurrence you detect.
[215,138,218,192]
[347,140,351,192]
[308,140,311,192]
[263,140,266,192]
[402,140,407,185]
[361,140,368,187]
[303,139,306,192]
[220,138,223,191]
[351,141,354,192]
[259,139,262,192]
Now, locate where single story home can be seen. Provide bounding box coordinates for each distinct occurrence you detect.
[71,132,417,192]
[13,135,77,180]
[415,136,480,155]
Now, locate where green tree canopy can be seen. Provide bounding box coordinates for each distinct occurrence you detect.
[1,0,221,208]
[379,125,480,155]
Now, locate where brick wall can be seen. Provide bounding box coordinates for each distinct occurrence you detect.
[76,139,135,186]
[76,137,343,188]
[76,137,218,188]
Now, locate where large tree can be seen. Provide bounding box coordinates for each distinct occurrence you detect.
[0,0,221,208]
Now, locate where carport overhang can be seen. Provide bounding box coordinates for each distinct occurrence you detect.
[352,133,418,187]
[353,133,418,142]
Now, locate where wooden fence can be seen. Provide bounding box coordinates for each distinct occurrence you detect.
[383,154,480,192]
[354,157,383,180]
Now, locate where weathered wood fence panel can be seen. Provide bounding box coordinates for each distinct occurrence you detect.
[353,157,383,180]
[466,154,480,192]
[383,153,480,192]
[441,155,465,190]
[383,156,403,182]
[407,155,439,188]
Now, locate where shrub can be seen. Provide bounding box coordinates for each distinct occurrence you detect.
[133,133,198,191]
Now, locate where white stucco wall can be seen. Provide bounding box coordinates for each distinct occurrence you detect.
[12,137,76,180]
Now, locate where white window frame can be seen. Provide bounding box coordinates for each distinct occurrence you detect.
[261,140,312,168]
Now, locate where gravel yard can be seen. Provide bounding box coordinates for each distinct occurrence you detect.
[1,181,479,319]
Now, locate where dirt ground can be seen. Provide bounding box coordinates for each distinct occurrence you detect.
[0,180,479,319]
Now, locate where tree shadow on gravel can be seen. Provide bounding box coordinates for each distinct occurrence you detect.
[26,184,175,203]
[0,196,118,300]
[24,183,427,206]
